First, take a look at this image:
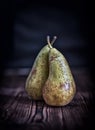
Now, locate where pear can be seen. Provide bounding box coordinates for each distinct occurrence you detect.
[25,36,57,100]
[43,38,76,106]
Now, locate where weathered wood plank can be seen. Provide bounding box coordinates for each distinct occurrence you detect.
[0,91,94,129]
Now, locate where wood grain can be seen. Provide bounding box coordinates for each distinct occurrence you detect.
[0,69,94,130]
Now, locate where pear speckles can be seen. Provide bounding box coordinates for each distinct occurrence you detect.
[50,56,57,62]
[31,68,37,75]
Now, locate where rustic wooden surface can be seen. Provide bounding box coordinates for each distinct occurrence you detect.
[0,69,95,130]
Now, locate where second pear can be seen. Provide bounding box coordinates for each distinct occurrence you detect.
[43,43,76,106]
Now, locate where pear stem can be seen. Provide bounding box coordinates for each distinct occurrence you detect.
[47,35,57,49]
[47,35,52,49]
[51,36,57,45]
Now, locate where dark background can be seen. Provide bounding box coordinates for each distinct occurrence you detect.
[0,1,94,77]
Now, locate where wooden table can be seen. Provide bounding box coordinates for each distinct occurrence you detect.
[0,68,94,130]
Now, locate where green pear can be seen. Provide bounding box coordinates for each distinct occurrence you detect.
[25,36,57,100]
[43,41,76,106]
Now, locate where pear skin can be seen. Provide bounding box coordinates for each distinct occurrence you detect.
[43,47,76,106]
[25,45,49,100]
